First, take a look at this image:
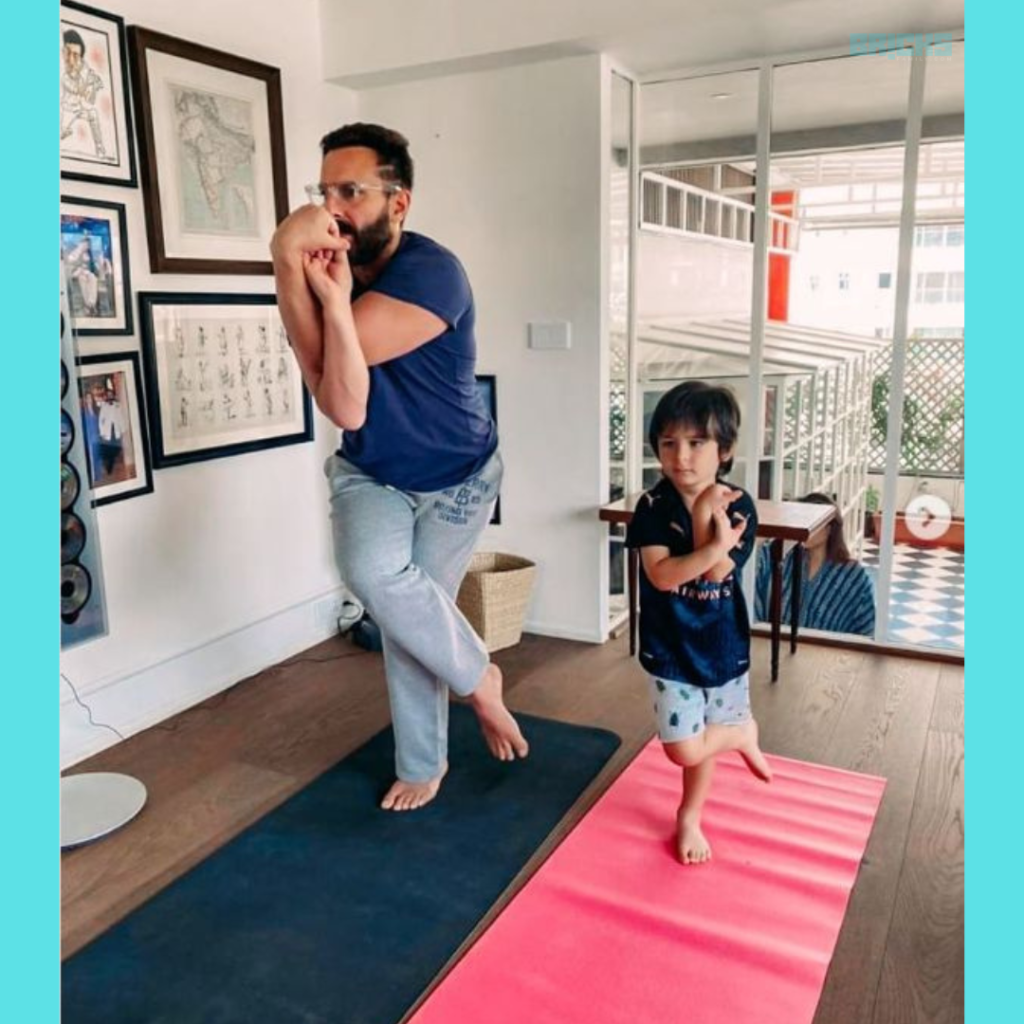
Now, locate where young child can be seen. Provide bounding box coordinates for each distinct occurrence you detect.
[626,381,772,866]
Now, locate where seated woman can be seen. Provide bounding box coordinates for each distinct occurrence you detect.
[755,493,876,637]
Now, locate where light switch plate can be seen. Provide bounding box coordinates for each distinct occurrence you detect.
[528,321,572,350]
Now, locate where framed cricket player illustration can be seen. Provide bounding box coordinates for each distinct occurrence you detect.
[60,3,137,186]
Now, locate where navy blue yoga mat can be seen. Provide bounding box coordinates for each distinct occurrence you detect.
[62,706,621,1024]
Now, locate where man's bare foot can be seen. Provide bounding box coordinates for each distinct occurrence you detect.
[381,762,448,811]
[469,663,529,761]
[737,719,772,782]
[677,810,713,865]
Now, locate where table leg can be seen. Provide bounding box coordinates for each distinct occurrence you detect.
[629,547,639,657]
[769,538,783,683]
[790,543,803,654]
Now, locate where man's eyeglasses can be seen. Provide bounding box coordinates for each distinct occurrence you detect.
[304,181,404,205]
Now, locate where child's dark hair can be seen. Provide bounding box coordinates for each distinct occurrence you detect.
[319,123,414,190]
[800,492,853,563]
[648,381,741,476]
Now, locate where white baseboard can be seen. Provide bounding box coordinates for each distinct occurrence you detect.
[59,589,350,770]
[522,619,605,645]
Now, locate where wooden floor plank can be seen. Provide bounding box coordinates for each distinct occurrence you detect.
[929,663,966,735]
[872,670,965,1024]
[811,655,942,1024]
[751,642,861,764]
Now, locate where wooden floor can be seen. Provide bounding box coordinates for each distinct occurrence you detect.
[62,633,964,1024]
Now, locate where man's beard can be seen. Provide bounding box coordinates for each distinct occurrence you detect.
[337,208,393,266]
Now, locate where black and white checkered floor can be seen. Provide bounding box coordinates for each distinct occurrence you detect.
[861,540,964,651]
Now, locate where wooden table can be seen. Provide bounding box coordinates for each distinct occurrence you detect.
[599,496,836,682]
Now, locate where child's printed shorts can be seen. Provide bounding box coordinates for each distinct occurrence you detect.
[647,672,751,742]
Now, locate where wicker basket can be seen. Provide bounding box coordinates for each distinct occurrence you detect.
[457,552,537,652]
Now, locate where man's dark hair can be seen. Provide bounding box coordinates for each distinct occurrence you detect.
[648,380,741,476]
[319,123,414,190]
[63,29,86,52]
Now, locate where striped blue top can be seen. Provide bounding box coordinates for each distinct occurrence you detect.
[754,544,876,638]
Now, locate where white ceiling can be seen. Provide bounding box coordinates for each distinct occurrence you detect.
[639,41,964,149]
[594,0,964,77]
[323,1,964,92]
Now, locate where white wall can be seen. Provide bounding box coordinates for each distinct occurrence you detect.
[60,0,358,767]
[359,54,608,644]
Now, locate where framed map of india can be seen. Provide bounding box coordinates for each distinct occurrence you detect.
[128,28,289,274]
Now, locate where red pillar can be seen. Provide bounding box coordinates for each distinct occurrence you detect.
[768,190,795,323]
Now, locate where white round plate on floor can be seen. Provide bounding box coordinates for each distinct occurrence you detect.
[61,772,147,849]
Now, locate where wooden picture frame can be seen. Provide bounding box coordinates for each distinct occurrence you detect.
[60,2,137,186]
[138,292,313,468]
[127,27,289,274]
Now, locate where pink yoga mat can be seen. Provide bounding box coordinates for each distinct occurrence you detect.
[409,743,885,1024]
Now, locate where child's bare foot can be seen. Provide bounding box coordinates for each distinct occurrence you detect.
[469,663,529,761]
[737,718,772,782]
[677,810,713,865]
[381,762,448,811]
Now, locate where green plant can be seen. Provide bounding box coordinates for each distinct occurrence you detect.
[864,485,880,514]
[871,374,964,472]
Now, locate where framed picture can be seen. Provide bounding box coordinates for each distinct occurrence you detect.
[60,196,133,337]
[138,292,313,468]
[476,374,501,525]
[60,3,137,186]
[128,28,289,274]
[76,352,153,505]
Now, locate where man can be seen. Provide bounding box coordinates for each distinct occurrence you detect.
[271,123,528,812]
[60,29,107,159]
[96,386,125,479]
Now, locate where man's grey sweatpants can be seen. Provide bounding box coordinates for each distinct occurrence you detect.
[325,449,503,782]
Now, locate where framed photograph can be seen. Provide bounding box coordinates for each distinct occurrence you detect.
[76,352,153,506]
[128,28,289,274]
[60,196,133,336]
[476,374,501,525]
[60,3,137,186]
[138,292,313,468]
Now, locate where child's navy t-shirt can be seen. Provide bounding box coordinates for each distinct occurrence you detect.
[626,478,758,687]
[339,231,497,491]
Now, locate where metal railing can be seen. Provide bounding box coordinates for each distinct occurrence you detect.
[640,171,800,253]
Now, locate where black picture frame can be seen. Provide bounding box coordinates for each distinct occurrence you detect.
[76,351,154,506]
[138,292,313,469]
[60,2,138,187]
[476,374,501,525]
[127,27,289,274]
[60,195,133,338]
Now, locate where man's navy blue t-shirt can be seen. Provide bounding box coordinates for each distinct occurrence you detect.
[339,231,497,491]
[626,478,758,687]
